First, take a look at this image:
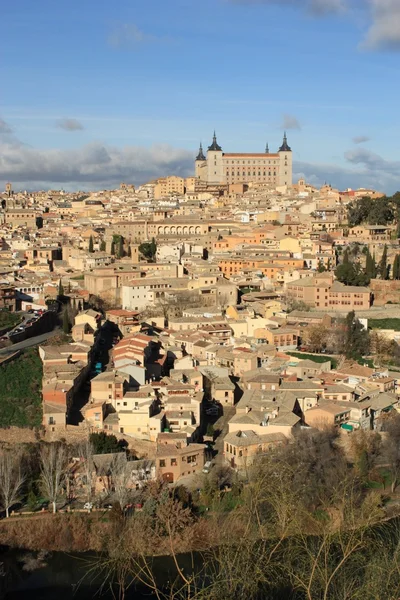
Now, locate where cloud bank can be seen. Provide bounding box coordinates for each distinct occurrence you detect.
[0,137,399,194]
[0,118,13,135]
[0,140,194,190]
[294,147,400,193]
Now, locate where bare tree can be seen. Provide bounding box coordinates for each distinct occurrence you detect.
[0,451,25,518]
[110,454,131,509]
[77,438,95,503]
[303,324,329,353]
[39,443,69,513]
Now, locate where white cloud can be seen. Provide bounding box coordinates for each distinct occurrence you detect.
[228,0,400,51]
[228,0,346,16]
[0,140,194,190]
[56,118,84,131]
[361,0,400,50]
[107,23,172,48]
[352,135,370,144]
[281,113,301,130]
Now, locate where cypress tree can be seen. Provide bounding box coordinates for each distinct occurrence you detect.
[88,235,94,253]
[366,250,376,279]
[150,237,157,259]
[379,244,388,280]
[111,241,115,255]
[393,255,400,280]
[343,248,350,265]
[58,279,64,297]
[117,236,124,258]
[100,240,106,252]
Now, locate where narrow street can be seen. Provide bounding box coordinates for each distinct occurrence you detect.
[212,405,236,465]
[0,328,61,356]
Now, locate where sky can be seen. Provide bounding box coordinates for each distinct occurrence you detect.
[1,0,400,193]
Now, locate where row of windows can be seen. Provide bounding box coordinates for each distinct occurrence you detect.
[225,160,278,165]
[228,172,276,176]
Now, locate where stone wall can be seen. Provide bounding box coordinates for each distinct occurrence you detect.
[370,279,400,306]
[0,424,156,458]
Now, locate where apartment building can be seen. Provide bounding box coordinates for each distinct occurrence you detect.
[155,437,206,483]
[286,273,370,310]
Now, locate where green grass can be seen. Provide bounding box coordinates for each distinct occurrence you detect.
[0,348,43,428]
[369,318,400,331]
[287,352,338,369]
[357,358,374,368]
[0,310,20,330]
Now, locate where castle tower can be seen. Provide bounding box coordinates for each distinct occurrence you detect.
[277,132,292,187]
[206,131,223,184]
[195,142,207,181]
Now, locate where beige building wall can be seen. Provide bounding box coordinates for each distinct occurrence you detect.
[228,421,294,438]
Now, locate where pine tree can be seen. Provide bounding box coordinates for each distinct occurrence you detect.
[88,235,94,253]
[100,240,106,252]
[58,279,64,297]
[378,244,389,280]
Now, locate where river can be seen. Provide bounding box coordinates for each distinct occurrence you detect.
[0,547,180,599]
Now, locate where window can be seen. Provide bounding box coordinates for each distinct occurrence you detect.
[171,458,177,466]
[159,459,166,467]
[95,412,100,421]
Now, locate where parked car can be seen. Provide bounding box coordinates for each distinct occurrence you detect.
[103,503,113,509]
[84,502,93,510]
[202,461,212,474]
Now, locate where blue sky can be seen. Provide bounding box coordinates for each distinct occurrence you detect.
[1,0,400,192]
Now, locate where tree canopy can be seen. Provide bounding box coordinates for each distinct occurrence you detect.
[347,194,398,228]
[89,432,127,454]
[139,238,157,261]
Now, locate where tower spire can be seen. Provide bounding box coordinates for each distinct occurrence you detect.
[208,130,222,151]
[265,142,269,154]
[279,131,291,152]
[196,142,206,161]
